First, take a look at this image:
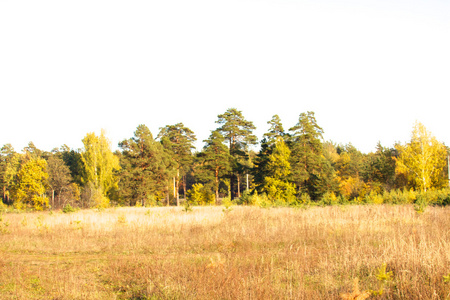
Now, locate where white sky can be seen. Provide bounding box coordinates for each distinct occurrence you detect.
[1,0,449,154]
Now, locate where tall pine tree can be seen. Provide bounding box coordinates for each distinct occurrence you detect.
[119,125,175,206]
[289,112,335,199]
[196,130,232,202]
[215,108,257,199]
[157,123,196,206]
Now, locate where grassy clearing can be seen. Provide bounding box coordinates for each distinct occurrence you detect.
[0,205,449,299]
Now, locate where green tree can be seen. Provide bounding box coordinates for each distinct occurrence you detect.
[289,111,335,199]
[0,144,20,205]
[80,130,120,207]
[396,121,447,191]
[215,108,257,199]
[196,130,232,202]
[61,145,84,186]
[46,155,73,209]
[365,142,397,192]
[157,123,196,206]
[254,115,286,192]
[119,125,175,206]
[11,154,49,210]
[263,114,286,144]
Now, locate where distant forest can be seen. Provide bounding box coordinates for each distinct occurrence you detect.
[1,108,449,210]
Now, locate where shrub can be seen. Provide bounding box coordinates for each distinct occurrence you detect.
[62,203,76,214]
[321,192,339,205]
[187,183,215,205]
[364,190,384,204]
[435,189,450,206]
[297,193,311,205]
[0,201,7,213]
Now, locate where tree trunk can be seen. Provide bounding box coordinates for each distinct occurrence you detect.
[173,176,177,206]
[52,189,55,210]
[166,187,170,206]
[183,175,187,200]
[230,173,235,200]
[215,168,219,204]
[176,170,180,206]
[237,175,241,198]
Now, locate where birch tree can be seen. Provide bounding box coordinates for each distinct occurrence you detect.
[81,130,120,207]
[396,121,447,191]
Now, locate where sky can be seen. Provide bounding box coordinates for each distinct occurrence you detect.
[1,0,449,154]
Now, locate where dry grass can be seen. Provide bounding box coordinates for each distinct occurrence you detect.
[0,205,449,299]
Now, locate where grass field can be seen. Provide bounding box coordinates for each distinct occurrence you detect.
[0,205,449,299]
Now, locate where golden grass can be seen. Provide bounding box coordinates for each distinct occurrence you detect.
[0,205,449,299]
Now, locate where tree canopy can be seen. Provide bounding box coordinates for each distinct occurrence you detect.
[1,110,448,209]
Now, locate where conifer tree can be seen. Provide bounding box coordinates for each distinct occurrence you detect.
[157,123,196,206]
[289,111,335,199]
[196,130,232,202]
[254,115,286,192]
[263,114,286,144]
[365,143,397,191]
[215,108,257,199]
[46,155,73,209]
[119,125,174,206]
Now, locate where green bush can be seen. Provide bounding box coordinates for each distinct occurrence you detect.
[321,192,339,205]
[0,201,7,213]
[62,204,76,213]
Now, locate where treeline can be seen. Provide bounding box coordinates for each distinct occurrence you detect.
[1,108,449,210]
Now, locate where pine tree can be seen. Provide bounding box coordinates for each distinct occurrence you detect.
[254,115,286,192]
[157,123,196,206]
[263,114,286,144]
[196,130,232,202]
[119,125,175,206]
[215,108,257,199]
[46,155,73,209]
[289,111,335,199]
[365,143,397,191]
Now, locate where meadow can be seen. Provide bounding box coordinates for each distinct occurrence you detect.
[0,204,449,299]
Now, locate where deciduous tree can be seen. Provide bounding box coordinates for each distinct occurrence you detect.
[81,130,120,207]
[0,144,19,205]
[11,154,49,210]
[261,137,296,203]
[395,121,447,191]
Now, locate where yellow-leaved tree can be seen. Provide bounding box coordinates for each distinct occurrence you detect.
[396,121,447,192]
[262,136,296,203]
[81,130,120,208]
[11,154,49,210]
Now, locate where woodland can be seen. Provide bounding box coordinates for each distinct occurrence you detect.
[1,108,449,211]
